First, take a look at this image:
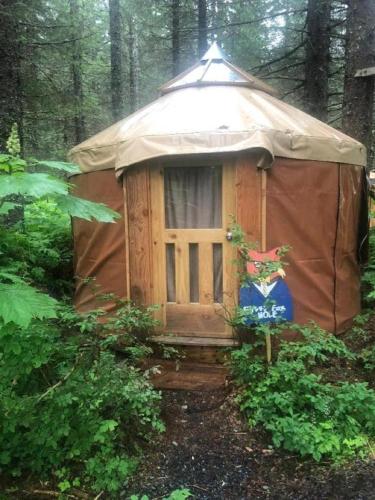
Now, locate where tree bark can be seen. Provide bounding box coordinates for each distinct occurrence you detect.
[171,0,180,76]
[109,0,124,122]
[198,0,208,57]
[70,0,86,144]
[304,0,331,121]
[342,0,375,163]
[128,16,139,113]
[0,0,23,151]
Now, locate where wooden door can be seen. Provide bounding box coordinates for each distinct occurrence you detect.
[150,161,237,338]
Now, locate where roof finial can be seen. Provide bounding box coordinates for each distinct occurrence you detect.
[201,41,226,62]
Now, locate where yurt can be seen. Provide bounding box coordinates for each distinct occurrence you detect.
[69,43,368,344]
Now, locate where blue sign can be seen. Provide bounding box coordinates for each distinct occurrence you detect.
[239,278,293,324]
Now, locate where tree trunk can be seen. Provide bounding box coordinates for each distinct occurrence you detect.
[70,0,86,144]
[342,0,375,164]
[198,0,208,57]
[109,0,124,122]
[128,16,139,113]
[304,0,331,121]
[171,0,180,76]
[0,0,23,151]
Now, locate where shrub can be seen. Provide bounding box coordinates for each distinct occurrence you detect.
[362,224,375,304]
[360,345,375,372]
[0,304,164,495]
[230,323,375,462]
[23,199,73,295]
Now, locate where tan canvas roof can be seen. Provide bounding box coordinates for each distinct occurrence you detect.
[69,44,366,173]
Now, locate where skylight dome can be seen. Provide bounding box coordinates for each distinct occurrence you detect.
[160,41,277,96]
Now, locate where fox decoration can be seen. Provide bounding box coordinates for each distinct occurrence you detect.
[240,247,293,324]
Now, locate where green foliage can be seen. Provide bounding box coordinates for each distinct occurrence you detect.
[360,345,375,372]
[131,489,192,500]
[0,138,120,327]
[23,199,72,293]
[362,226,375,304]
[229,219,290,286]
[0,283,57,327]
[164,489,192,500]
[0,304,164,494]
[278,322,356,366]
[347,313,371,343]
[53,193,119,222]
[37,160,80,174]
[0,147,120,221]
[0,128,158,494]
[0,172,68,198]
[230,322,375,462]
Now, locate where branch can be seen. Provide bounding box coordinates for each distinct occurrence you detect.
[37,353,83,402]
[154,8,307,39]
[205,9,307,33]
[19,22,70,29]
[259,61,304,79]
[28,33,95,47]
[250,41,306,73]
[280,82,304,100]
[262,75,305,82]
[328,114,342,125]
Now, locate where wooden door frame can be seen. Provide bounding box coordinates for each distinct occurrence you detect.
[149,158,237,337]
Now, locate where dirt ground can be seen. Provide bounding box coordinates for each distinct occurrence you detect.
[124,317,375,499]
[124,387,375,500]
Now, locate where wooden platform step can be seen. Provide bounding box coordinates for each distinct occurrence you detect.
[143,359,229,390]
[151,335,239,347]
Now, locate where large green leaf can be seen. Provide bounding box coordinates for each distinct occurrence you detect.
[0,270,25,284]
[53,194,121,222]
[38,160,81,174]
[0,283,57,327]
[0,173,68,198]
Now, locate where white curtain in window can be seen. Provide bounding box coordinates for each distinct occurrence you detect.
[164,166,223,303]
[164,166,222,228]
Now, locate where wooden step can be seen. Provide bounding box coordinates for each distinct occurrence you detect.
[151,335,239,347]
[142,359,229,391]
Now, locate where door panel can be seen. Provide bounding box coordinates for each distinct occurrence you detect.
[150,162,236,338]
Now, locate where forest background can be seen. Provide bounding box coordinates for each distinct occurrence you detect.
[1,0,374,167]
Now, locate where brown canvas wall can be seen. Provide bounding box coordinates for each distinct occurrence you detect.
[72,170,127,312]
[266,158,362,333]
[334,165,362,332]
[235,154,262,243]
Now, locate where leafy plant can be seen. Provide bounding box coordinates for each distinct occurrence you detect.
[229,219,290,286]
[0,127,120,327]
[230,322,375,462]
[360,345,375,372]
[0,127,164,495]
[278,322,356,366]
[362,224,375,304]
[0,304,164,495]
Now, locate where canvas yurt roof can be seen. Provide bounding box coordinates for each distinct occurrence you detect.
[69,43,366,173]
